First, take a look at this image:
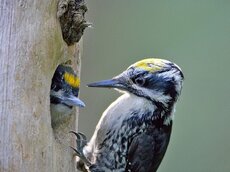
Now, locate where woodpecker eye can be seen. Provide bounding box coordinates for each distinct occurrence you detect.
[134,77,145,86]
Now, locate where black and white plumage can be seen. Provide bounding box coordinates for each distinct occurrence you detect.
[73,58,184,172]
[50,64,85,128]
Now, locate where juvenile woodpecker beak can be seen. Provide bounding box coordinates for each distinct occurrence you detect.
[63,95,85,108]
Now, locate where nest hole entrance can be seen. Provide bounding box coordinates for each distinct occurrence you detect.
[50,63,73,129]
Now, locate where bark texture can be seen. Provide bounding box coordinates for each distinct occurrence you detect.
[0,0,83,171]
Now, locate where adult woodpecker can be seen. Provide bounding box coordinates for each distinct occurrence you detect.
[50,64,85,128]
[72,58,184,172]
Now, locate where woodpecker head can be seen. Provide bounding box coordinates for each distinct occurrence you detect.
[88,58,184,108]
[50,64,85,111]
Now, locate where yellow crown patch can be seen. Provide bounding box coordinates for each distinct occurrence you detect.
[131,58,166,73]
[64,72,80,88]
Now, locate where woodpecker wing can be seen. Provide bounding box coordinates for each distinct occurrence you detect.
[126,124,172,172]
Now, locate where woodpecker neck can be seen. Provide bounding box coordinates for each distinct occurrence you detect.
[123,92,176,126]
[153,100,175,125]
[127,91,176,126]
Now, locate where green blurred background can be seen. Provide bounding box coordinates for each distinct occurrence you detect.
[78,1,230,171]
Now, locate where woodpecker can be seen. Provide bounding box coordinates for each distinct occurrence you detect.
[50,64,85,128]
[72,58,184,172]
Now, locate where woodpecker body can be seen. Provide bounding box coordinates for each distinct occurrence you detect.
[73,58,184,172]
[85,94,172,172]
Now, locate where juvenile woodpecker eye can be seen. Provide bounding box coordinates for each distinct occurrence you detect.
[134,77,145,86]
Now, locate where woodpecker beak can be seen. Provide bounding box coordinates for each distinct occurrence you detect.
[63,95,86,108]
[88,75,127,90]
[88,79,120,88]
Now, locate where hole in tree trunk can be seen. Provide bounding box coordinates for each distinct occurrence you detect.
[50,63,85,130]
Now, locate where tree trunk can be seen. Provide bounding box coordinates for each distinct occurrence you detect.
[0,0,84,171]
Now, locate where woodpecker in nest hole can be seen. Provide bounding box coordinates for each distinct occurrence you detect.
[50,64,85,128]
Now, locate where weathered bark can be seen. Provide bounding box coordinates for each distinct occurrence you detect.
[0,0,83,171]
